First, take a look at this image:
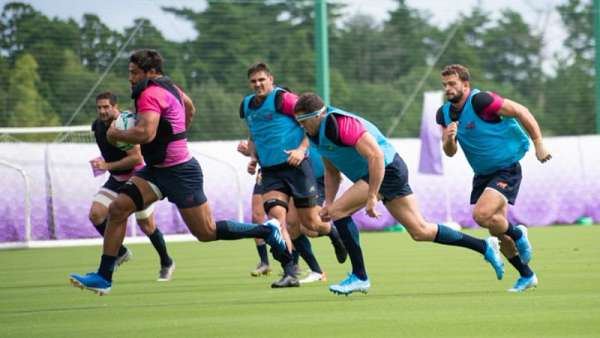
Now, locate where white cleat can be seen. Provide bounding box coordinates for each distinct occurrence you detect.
[299,271,327,284]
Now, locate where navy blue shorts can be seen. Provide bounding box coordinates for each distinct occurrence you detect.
[471,162,522,205]
[135,157,207,209]
[260,160,317,208]
[359,153,413,203]
[102,175,126,193]
[252,170,264,195]
[315,176,325,206]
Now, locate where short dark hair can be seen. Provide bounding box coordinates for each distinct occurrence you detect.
[441,64,470,82]
[294,92,325,114]
[96,91,117,106]
[247,62,272,78]
[129,49,163,74]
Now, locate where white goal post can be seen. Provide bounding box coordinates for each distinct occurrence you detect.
[0,160,32,247]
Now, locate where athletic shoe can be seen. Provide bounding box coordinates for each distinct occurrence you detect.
[69,272,112,295]
[250,263,271,277]
[264,219,287,257]
[299,271,327,284]
[515,225,532,264]
[115,248,132,269]
[484,237,504,280]
[329,226,348,264]
[278,264,302,277]
[329,273,370,296]
[271,275,300,288]
[508,274,538,292]
[157,261,175,282]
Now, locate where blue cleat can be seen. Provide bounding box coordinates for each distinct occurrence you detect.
[329,273,370,296]
[484,237,504,280]
[69,272,112,295]
[264,219,287,257]
[508,274,538,292]
[514,225,532,264]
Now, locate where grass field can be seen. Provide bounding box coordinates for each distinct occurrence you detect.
[1,226,599,338]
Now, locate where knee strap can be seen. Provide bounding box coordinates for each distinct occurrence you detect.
[263,199,288,214]
[118,181,145,211]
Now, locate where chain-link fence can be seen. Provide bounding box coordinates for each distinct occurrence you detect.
[0,0,596,140]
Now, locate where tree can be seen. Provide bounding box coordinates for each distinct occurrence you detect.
[377,0,436,80]
[6,53,59,127]
[436,8,490,73]
[544,0,594,135]
[481,9,543,100]
[331,14,384,83]
[79,14,123,72]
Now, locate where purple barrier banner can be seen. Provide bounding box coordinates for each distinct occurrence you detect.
[0,136,598,243]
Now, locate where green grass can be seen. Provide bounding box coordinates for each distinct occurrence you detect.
[1,226,599,338]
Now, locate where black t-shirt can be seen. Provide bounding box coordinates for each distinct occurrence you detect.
[307,113,350,147]
[436,91,501,127]
[91,118,132,175]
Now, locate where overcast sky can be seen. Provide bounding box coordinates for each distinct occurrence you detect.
[16,0,568,68]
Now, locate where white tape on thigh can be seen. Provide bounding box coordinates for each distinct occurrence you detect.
[98,187,118,198]
[135,202,155,220]
[147,181,163,200]
[93,193,114,208]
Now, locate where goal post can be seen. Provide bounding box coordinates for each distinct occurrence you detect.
[0,160,32,248]
[0,125,248,250]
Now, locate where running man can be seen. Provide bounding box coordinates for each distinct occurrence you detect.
[238,141,326,283]
[436,64,552,292]
[237,140,271,276]
[294,92,505,295]
[240,62,346,288]
[89,91,174,281]
[69,50,288,295]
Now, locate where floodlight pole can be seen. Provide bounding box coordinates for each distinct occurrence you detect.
[595,0,600,133]
[314,0,330,105]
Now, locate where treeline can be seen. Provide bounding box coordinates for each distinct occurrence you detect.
[0,0,595,139]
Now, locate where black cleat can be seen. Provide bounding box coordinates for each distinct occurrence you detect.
[271,275,300,288]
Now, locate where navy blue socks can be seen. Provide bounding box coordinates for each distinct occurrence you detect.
[508,256,534,277]
[215,220,271,240]
[256,243,269,265]
[434,224,486,255]
[293,235,322,273]
[93,220,107,236]
[98,254,116,281]
[148,228,172,267]
[334,217,367,280]
[505,223,523,241]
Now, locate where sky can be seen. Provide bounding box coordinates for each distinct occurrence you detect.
[14,0,568,68]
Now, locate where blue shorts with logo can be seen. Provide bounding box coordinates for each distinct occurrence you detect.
[471,162,522,205]
[135,157,207,209]
[359,153,413,203]
[260,159,317,208]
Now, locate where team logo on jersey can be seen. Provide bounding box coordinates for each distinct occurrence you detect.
[250,112,273,121]
[466,121,476,129]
